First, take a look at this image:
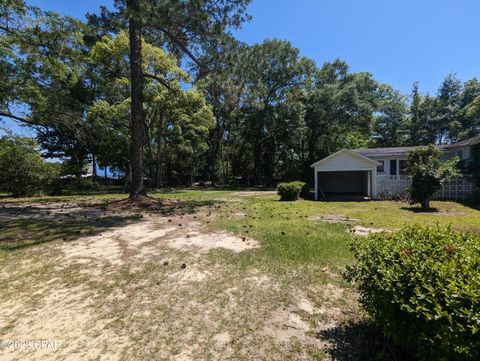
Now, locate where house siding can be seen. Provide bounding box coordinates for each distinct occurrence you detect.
[314,151,376,172]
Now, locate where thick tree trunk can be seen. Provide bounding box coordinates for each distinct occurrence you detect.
[422,198,430,210]
[127,0,146,197]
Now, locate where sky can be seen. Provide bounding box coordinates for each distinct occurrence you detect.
[3,0,480,135]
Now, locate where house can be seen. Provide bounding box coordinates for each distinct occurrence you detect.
[311,135,480,200]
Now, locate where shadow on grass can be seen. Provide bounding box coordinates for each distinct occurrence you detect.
[0,216,139,251]
[0,199,214,251]
[317,321,416,361]
[459,201,480,211]
[322,195,372,202]
[400,206,439,213]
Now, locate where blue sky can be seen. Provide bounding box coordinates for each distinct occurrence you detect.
[4,0,480,134]
[27,0,480,94]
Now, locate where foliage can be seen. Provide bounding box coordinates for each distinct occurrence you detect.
[0,136,56,197]
[89,31,214,186]
[407,144,459,209]
[277,181,306,201]
[346,225,480,361]
[373,84,408,146]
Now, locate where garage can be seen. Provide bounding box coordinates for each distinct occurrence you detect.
[311,149,380,200]
[317,170,369,196]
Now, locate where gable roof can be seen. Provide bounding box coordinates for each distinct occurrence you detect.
[310,149,381,168]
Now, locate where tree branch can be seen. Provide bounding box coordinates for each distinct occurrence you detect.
[158,27,206,71]
[0,110,32,124]
[143,73,176,93]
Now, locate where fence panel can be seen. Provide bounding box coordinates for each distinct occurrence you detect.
[376,175,478,201]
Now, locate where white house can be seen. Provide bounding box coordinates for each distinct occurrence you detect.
[311,135,480,200]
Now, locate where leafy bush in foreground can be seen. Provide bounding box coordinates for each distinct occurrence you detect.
[346,225,480,360]
[277,181,306,201]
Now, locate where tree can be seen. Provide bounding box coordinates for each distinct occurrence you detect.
[0,136,55,197]
[305,60,379,176]
[88,30,214,187]
[459,78,480,139]
[407,144,459,209]
[373,84,408,147]
[196,35,249,185]
[93,0,251,197]
[0,1,96,176]
[434,73,463,143]
[125,0,145,197]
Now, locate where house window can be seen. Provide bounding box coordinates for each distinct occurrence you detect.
[399,160,409,175]
[390,160,397,175]
[377,160,385,173]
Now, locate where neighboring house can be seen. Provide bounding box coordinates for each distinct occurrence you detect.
[311,135,480,200]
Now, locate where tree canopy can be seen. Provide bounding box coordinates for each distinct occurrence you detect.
[1,0,480,192]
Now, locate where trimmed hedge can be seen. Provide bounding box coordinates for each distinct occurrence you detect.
[277,181,306,201]
[346,225,480,360]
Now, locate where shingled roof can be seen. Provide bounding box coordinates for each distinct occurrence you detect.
[353,134,480,158]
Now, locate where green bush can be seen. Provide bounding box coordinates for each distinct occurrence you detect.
[345,225,480,360]
[277,181,306,201]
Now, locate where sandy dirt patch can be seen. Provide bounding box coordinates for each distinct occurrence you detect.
[235,191,276,197]
[61,215,259,266]
[310,214,359,224]
[312,214,388,237]
[350,225,387,237]
[0,285,127,361]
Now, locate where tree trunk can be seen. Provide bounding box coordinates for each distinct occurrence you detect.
[209,118,222,186]
[154,113,165,188]
[127,0,146,197]
[92,155,97,178]
[422,198,430,210]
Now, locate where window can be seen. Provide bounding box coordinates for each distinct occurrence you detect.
[399,160,409,175]
[377,160,385,173]
[390,159,397,175]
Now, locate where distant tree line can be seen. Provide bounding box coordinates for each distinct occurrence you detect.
[1,0,479,191]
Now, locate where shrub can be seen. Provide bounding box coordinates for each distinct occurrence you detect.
[0,136,56,197]
[277,181,306,201]
[49,177,102,195]
[345,225,480,360]
[407,144,459,209]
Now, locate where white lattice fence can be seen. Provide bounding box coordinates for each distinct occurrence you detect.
[376,175,478,201]
[377,175,411,199]
[434,178,478,200]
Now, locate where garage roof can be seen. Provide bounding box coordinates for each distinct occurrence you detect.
[311,149,381,168]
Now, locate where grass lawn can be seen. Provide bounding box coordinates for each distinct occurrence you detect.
[1,190,479,360]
